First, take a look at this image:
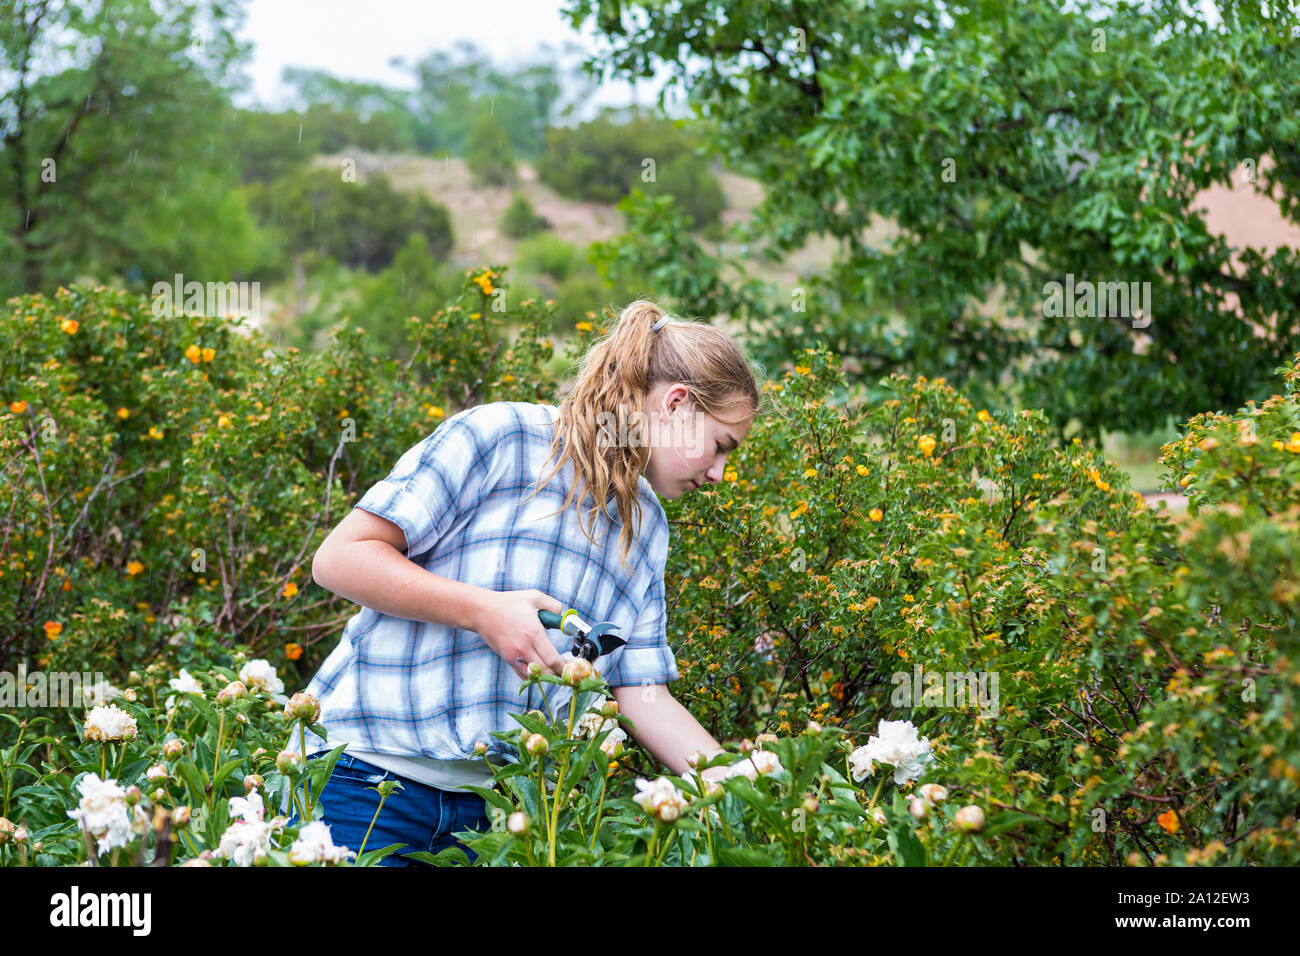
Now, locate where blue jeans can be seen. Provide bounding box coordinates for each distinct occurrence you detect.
[291,751,492,866]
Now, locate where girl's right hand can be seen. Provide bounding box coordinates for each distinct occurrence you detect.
[474,589,566,679]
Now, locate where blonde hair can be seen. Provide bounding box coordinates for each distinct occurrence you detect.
[523,300,762,571]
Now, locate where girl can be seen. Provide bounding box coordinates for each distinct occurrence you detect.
[285,299,762,865]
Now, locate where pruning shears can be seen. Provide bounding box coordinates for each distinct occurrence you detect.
[538,608,627,663]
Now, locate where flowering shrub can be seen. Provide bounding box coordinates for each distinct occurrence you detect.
[2,279,1296,866]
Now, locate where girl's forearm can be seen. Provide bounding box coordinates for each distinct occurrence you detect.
[620,689,730,783]
[313,539,490,632]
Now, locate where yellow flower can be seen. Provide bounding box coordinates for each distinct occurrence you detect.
[856,464,869,477]
[902,593,914,602]
[60,318,79,334]
[803,468,818,478]
[794,365,811,375]
[502,374,514,383]
[126,561,144,576]
[185,344,202,363]
[44,620,62,640]
[724,469,737,482]
[869,508,883,522]
[977,410,991,422]
[471,313,481,319]
[9,400,27,414]
[1156,809,1180,834]
[1286,432,1300,454]
[282,581,299,599]
[918,434,936,458]
[201,347,215,363]
[426,405,444,418]
[217,415,232,429]
[148,426,164,440]
[285,642,304,661]
[576,321,593,333]
[116,407,130,420]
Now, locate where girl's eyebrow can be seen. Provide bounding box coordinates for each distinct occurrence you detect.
[723,432,739,451]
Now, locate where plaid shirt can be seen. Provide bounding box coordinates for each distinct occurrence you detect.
[292,400,678,764]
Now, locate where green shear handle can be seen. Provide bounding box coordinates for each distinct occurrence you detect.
[537,608,627,662]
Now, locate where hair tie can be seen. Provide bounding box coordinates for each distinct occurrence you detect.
[651,316,669,331]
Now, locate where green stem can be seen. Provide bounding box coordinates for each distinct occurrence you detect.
[359,793,388,860]
[298,723,311,815]
[941,833,965,867]
[99,747,106,780]
[536,761,550,864]
[213,711,225,781]
[644,824,659,866]
[589,769,609,851]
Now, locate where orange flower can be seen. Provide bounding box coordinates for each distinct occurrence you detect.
[285,642,304,661]
[1156,809,1180,834]
[184,344,202,363]
[9,400,27,414]
[201,347,215,363]
[977,409,991,422]
[869,508,883,522]
[61,578,72,591]
[44,620,62,640]
[126,561,144,576]
[282,581,299,599]
[918,434,936,458]
[116,407,130,419]
[60,318,78,334]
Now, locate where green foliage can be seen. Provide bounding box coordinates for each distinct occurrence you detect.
[564,0,1300,438]
[0,0,263,298]
[536,109,725,227]
[500,194,550,239]
[245,167,454,272]
[466,111,518,188]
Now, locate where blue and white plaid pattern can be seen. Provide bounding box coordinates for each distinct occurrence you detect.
[292,401,678,764]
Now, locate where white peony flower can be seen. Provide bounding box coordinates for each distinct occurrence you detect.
[727,749,783,781]
[228,792,265,824]
[848,719,933,785]
[214,818,274,867]
[65,773,150,856]
[288,821,355,866]
[80,679,122,709]
[84,704,137,743]
[632,776,690,822]
[238,659,284,697]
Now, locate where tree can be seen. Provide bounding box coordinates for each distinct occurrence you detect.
[466,108,517,187]
[245,166,454,272]
[563,0,1300,437]
[0,0,259,296]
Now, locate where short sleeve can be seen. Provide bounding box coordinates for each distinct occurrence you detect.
[352,405,510,559]
[601,534,678,688]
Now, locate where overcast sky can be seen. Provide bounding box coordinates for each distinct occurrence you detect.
[234,0,688,120]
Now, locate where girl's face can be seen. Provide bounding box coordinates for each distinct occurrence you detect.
[641,383,754,500]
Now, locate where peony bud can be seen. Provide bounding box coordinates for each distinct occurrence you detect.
[562,657,594,686]
[908,797,929,820]
[919,783,949,805]
[953,805,985,833]
[739,738,755,754]
[216,680,248,706]
[755,732,779,748]
[472,741,489,757]
[152,788,165,801]
[802,796,820,815]
[276,750,302,775]
[284,691,321,724]
[146,764,168,783]
[805,720,823,735]
[172,806,191,828]
[162,738,185,760]
[124,785,143,806]
[508,811,529,834]
[527,662,542,677]
[599,699,619,718]
[871,807,888,826]
[13,826,27,845]
[128,670,143,685]
[0,817,13,845]
[687,750,707,769]
[244,773,264,792]
[525,733,549,756]
[657,802,680,823]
